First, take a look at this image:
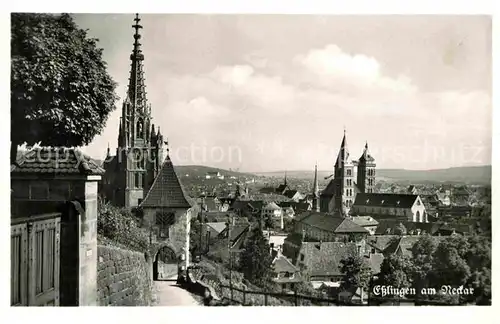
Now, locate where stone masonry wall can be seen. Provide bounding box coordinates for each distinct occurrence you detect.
[97,245,153,306]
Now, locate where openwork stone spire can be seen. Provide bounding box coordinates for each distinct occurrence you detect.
[128,13,147,112]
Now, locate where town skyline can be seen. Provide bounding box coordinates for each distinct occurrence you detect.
[74,14,492,172]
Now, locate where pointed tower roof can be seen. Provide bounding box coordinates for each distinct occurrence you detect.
[313,163,319,198]
[359,141,375,162]
[335,129,350,167]
[127,13,148,110]
[284,170,287,186]
[140,154,191,209]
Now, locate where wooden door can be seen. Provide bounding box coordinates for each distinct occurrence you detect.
[11,223,28,306]
[29,216,61,306]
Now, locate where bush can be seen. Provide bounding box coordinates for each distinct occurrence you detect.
[97,201,149,252]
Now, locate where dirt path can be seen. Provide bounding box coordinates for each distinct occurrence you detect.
[153,278,202,306]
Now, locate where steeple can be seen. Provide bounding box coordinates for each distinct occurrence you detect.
[359,141,375,162]
[165,137,170,159]
[335,129,350,168]
[106,142,110,158]
[127,13,147,112]
[284,171,287,186]
[313,162,320,212]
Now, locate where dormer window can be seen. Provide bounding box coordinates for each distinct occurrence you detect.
[381,200,385,204]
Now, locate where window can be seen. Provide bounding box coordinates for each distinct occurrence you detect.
[156,211,176,238]
[134,173,143,188]
[300,253,305,262]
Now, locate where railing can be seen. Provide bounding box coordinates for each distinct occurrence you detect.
[218,285,468,306]
[219,284,359,306]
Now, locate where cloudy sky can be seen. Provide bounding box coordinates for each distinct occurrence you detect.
[75,14,491,172]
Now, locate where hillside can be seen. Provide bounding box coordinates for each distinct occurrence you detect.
[174,165,258,179]
[254,165,491,184]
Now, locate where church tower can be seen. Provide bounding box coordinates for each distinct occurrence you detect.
[312,163,320,212]
[333,130,355,216]
[103,14,163,208]
[357,141,376,193]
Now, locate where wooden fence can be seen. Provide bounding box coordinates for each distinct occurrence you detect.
[218,284,467,306]
[219,284,359,306]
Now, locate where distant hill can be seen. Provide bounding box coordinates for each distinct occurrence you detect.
[254,165,491,184]
[91,158,491,185]
[174,165,258,179]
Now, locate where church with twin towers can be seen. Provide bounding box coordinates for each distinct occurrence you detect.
[318,130,376,216]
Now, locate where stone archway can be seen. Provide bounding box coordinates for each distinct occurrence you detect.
[151,244,179,281]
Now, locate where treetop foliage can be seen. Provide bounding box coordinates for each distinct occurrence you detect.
[11,13,118,161]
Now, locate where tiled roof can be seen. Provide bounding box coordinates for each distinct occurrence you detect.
[353,193,418,209]
[264,202,281,210]
[366,235,400,252]
[247,200,265,211]
[206,222,227,234]
[229,199,251,211]
[335,218,370,233]
[320,179,336,196]
[203,197,218,211]
[300,242,358,276]
[350,216,379,227]
[12,147,105,175]
[297,212,368,234]
[140,156,191,208]
[273,255,298,273]
[284,232,303,247]
[367,235,421,257]
[203,211,236,223]
[358,142,375,163]
[276,184,288,192]
[437,223,472,235]
[374,220,441,236]
[284,190,300,198]
[259,187,276,194]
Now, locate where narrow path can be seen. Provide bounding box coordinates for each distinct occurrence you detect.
[153,276,202,306]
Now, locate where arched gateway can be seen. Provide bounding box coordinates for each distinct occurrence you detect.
[149,243,179,281]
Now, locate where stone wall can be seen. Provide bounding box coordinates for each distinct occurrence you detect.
[97,245,153,306]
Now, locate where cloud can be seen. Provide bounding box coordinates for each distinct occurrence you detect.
[86,41,490,170]
[293,44,418,96]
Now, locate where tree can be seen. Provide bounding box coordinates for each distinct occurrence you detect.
[339,255,372,303]
[11,13,118,163]
[409,234,437,300]
[464,234,491,304]
[432,235,471,288]
[377,254,412,290]
[239,227,275,286]
[394,222,407,236]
